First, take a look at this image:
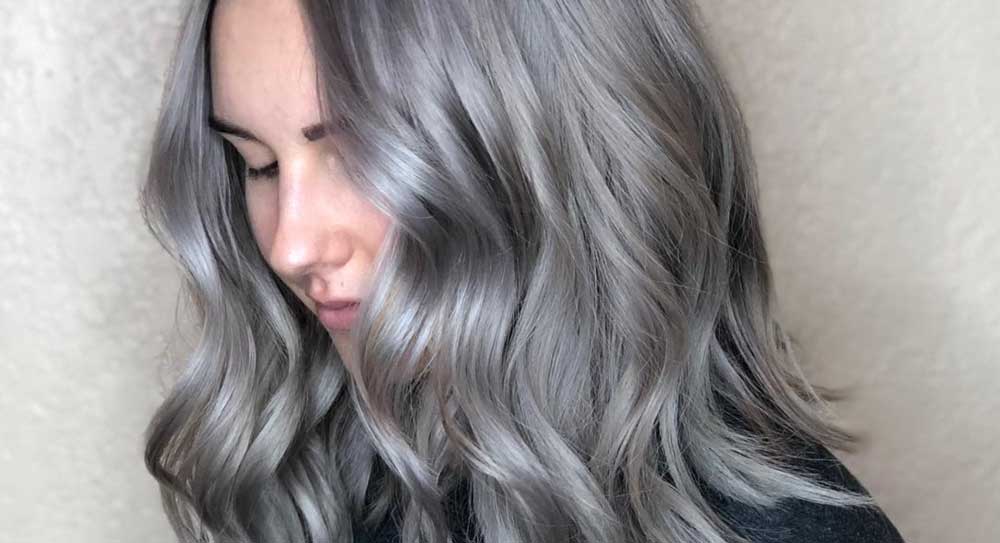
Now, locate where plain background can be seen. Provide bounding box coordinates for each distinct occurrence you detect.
[0,1,996,542]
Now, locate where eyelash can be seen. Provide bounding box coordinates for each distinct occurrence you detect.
[246,161,279,180]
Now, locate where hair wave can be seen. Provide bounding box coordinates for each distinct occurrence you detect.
[141,1,876,542]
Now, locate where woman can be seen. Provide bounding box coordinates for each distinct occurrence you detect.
[140,1,906,542]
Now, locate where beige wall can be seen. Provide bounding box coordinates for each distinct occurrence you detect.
[0,2,185,542]
[699,2,1000,542]
[0,1,995,542]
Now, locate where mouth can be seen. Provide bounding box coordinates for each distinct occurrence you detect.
[316,302,360,331]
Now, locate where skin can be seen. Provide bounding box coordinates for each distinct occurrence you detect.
[209,0,392,362]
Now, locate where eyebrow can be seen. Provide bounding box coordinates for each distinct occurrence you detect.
[208,115,329,143]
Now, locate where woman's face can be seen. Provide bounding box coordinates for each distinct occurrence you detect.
[209,0,391,356]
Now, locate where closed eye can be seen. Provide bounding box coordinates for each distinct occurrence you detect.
[247,161,279,180]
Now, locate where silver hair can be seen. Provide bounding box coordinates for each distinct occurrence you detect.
[141,1,877,542]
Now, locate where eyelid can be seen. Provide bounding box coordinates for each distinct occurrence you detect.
[246,161,279,180]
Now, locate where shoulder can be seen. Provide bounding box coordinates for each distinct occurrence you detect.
[702,438,906,543]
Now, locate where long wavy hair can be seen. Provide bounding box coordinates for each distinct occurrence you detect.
[140,1,877,542]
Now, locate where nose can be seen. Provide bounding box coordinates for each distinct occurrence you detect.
[265,149,353,286]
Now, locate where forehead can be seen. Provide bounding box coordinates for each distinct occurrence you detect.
[209,0,319,135]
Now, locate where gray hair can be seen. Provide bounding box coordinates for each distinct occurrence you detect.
[141,0,877,542]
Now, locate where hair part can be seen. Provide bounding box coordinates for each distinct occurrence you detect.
[141,1,876,542]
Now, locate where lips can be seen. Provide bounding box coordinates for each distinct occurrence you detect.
[316,302,360,331]
[319,300,357,310]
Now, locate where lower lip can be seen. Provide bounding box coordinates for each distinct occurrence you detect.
[317,303,360,331]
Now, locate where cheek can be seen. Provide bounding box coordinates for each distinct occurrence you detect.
[363,205,394,256]
[245,184,278,255]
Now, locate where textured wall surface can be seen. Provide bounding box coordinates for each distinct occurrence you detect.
[0,1,996,542]
[0,2,186,542]
[699,2,1000,543]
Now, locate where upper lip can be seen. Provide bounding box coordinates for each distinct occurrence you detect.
[312,298,360,309]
